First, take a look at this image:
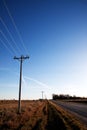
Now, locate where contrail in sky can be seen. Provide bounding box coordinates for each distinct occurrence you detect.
[0,68,51,89]
[24,76,50,88]
[22,75,28,87]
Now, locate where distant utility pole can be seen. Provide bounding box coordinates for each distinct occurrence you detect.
[14,55,29,114]
[42,91,44,100]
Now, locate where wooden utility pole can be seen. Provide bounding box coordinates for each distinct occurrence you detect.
[14,55,29,114]
[42,91,44,100]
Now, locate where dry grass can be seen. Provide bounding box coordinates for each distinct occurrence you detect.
[56,98,87,104]
[0,100,47,130]
[0,100,86,130]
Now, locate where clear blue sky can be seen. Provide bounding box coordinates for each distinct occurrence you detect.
[0,0,87,99]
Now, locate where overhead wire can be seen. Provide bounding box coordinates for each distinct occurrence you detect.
[3,0,29,54]
[0,30,18,55]
[0,17,22,54]
[0,38,14,56]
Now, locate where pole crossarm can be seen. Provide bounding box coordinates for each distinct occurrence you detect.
[14,55,29,60]
[14,55,29,114]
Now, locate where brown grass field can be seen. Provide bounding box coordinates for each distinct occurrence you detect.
[0,100,86,130]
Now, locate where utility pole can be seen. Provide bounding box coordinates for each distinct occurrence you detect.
[14,55,29,114]
[41,91,44,100]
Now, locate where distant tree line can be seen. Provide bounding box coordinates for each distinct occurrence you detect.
[52,94,84,100]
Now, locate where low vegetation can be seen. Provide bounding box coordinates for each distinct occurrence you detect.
[0,100,86,130]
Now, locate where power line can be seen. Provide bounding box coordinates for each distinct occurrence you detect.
[14,55,29,114]
[0,30,18,55]
[0,17,22,54]
[0,38,13,55]
[3,0,29,54]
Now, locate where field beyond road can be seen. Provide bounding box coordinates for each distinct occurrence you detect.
[0,100,86,130]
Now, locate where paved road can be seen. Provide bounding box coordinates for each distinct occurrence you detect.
[52,100,87,126]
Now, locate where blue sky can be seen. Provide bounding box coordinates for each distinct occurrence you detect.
[0,0,87,99]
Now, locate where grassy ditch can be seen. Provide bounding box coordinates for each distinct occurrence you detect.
[46,102,67,130]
